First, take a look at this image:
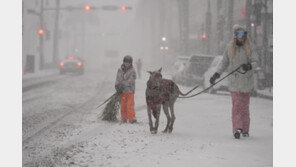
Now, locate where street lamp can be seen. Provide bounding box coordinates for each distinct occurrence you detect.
[160,45,168,70]
[38,28,44,35]
[162,37,166,41]
[85,5,91,11]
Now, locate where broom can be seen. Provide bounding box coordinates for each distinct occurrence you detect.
[98,92,121,122]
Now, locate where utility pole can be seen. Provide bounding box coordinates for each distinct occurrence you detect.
[52,0,60,66]
[27,0,45,70]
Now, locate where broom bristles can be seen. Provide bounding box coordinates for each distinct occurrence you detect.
[100,93,120,121]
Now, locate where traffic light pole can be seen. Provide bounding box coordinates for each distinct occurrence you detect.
[39,0,44,70]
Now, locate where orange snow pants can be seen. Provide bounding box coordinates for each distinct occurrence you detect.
[120,93,135,121]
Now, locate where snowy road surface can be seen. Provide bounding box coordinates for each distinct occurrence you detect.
[22,68,272,167]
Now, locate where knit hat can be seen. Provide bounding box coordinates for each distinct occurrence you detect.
[233,24,247,38]
[123,55,133,63]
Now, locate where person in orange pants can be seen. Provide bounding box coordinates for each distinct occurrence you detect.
[115,55,137,123]
[120,93,135,122]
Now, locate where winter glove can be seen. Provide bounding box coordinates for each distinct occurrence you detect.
[115,84,123,94]
[210,72,220,85]
[241,63,252,72]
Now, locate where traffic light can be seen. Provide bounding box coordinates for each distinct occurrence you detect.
[85,5,91,11]
[120,5,132,11]
[201,33,207,39]
[38,28,44,35]
[121,5,126,11]
[241,7,246,18]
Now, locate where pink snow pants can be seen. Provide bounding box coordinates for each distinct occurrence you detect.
[231,92,251,133]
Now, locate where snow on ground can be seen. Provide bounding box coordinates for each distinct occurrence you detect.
[22,69,273,167]
[70,76,272,167]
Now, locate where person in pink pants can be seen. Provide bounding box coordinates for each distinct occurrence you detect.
[210,24,258,139]
[231,92,250,136]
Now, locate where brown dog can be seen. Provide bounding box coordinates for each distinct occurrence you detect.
[146,68,197,134]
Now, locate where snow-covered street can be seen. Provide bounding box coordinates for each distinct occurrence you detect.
[22,67,272,167]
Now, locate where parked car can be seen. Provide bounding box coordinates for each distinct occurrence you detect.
[183,54,215,88]
[172,56,189,84]
[203,55,228,93]
[254,66,273,90]
[59,56,84,74]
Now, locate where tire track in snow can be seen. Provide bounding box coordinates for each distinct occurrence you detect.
[22,75,109,146]
[22,74,71,92]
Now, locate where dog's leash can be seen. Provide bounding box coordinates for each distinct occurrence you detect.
[178,64,246,99]
[96,92,118,109]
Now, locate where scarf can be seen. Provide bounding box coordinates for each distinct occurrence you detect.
[121,64,133,73]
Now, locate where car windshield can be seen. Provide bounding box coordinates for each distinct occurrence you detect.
[178,57,189,63]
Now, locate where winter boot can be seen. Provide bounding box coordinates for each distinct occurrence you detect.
[234,129,242,139]
[129,119,137,124]
[242,132,249,137]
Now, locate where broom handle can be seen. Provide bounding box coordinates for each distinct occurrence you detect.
[96,92,118,109]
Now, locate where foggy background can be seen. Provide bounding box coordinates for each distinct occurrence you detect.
[22,0,273,74]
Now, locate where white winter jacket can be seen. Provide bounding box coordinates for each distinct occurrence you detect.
[217,41,258,93]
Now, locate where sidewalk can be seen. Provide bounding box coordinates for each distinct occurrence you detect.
[23,68,58,81]
[22,68,59,92]
[256,87,273,100]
